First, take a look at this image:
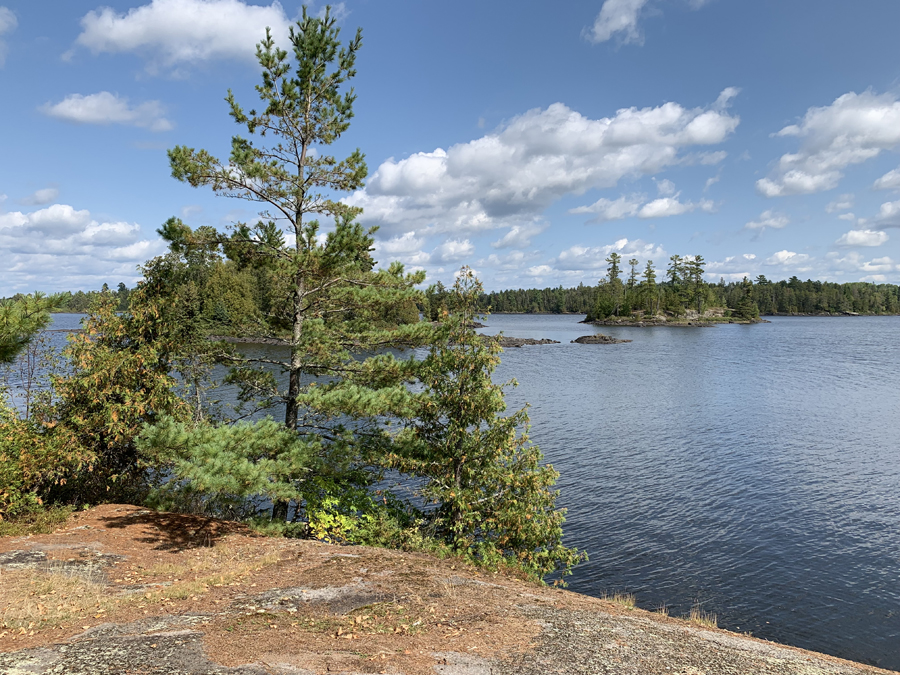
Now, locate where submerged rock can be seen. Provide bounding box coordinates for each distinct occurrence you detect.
[571,334,632,344]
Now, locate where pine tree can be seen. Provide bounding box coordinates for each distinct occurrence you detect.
[164,9,429,521]
[0,294,57,364]
[641,260,658,314]
[387,269,585,582]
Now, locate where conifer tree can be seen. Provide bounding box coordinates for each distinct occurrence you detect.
[0,294,57,364]
[642,260,658,314]
[387,269,585,582]
[163,8,429,520]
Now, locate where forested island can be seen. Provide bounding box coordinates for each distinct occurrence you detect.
[473,256,900,319]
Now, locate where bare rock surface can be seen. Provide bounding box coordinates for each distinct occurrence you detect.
[1,505,893,675]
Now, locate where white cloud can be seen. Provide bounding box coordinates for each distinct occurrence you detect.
[825,194,854,213]
[349,92,739,237]
[586,0,651,45]
[704,175,720,191]
[585,0,716,45]
[0,203,163,293]
[41,92,173,132]
[20,187,60,206]
[835,229,889,247]
[0,5,15,67]
[745,209,790,231]
[491,223,547,249]
[870,200,900,229]
[637,195,714,219]
[478,250,538,271]
[569,195,643,223]
[73,0,291,74]
[757,91,900,197]
[837,212,856,222]
[873,167,900,191]
[655,178,676,196]
[376,231,425,256]
[554,238,667,271]
[743,253,756,260]
[765,250,811,267]
[431,239,475,264]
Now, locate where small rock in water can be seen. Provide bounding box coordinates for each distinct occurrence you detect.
[571,334,632,344]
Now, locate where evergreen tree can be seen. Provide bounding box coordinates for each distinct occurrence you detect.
[683,255,707,315]
[164,9,429,520]
[0,294,57,364]
[641,260,658,314]
[387,269,585,581]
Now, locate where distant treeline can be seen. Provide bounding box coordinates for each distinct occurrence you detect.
[478,276,900,316]
[2,283,131,314]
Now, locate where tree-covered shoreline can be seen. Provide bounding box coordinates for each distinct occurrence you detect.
[477,277,900,317]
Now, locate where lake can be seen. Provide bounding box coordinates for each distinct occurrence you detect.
[26,312,900,669]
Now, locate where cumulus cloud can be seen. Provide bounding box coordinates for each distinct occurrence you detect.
[554,238,667,272]
[637,195,714,219]
[72,0,292,74]
[835,229,889,247]
[870,200,900,229]
[491,223,547,249]
[744,209,789,231]
[765,250,811,268]
[825,194,854,213]
[431,239,475,264]
[0,6,16,67]
[757,91,900,197]
[0,203,163,293]
[20,187,60,206]
[570,195,643,223]
[41,92,173,132]
[349,91,739,236]
[873,167,900,191]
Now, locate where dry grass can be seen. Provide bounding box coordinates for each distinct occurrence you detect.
[0,543,283,636]
[688,603,718,628]
[0,567,112,633]
[653,603,669,617]
[601,591,636,609]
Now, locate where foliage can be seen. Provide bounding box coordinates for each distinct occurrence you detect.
[388,269,586,583]
[0,293,58,364]
[47,291,190,504]
[0,504,73,537]
[162,8,432,525]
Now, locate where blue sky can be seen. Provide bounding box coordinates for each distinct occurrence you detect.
[3,0,900,294]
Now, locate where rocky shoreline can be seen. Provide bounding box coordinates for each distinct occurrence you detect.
[1,505,893,675]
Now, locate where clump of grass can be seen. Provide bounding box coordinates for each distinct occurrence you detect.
[653,603,669,617]
[0,568,110,631]
[0,505,74,538]
[688,602,717,628]
[601,591,636,609]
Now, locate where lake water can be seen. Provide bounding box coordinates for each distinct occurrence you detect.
[28,313,900,669]
[481,314,900,670]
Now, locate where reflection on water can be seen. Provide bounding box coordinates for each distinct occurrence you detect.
[35,312,900,668]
